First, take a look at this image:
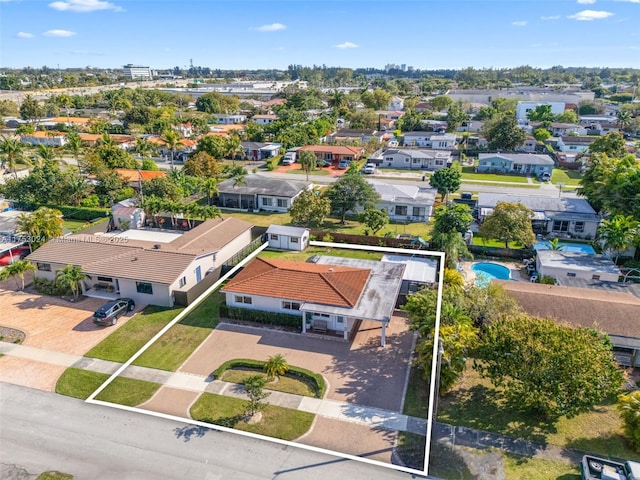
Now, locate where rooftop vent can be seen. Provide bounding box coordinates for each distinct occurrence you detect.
[153,244,161,249]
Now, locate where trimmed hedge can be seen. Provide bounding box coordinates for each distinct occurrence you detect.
[212,358,327,398]
[220,304,301,329]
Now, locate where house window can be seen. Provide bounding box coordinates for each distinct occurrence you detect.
[413,158,420,164]
[574,222,585,233]
[235,295,252,304]
[395,206,408,216]
[262,198,272,206]
[336,316,344,324]
[136,282,153,294]
[405,158,410,163]
[290,237,299,243]
[97,276,113,282]
[36,263,51,272]
[179,276,186,287]
[592,275,601,281]
[566,273,576,277]
[385,157,393,162]
[277,199,287,208]
[435,159,444,166]
[270,234,279,240]
[282,301,301,310]
[313,313,331,318]
[413,207,426,217]
[553,220,570,233]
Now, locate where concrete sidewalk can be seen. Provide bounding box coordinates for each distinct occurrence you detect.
[0,341,427,435]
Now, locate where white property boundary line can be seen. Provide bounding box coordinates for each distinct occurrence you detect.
[86,240,444,478]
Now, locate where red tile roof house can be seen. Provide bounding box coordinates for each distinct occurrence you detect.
[298,145,365,166]
[221,255,405,346]
[26,217,254,308]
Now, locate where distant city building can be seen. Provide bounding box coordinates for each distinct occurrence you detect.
[123,64,152,80]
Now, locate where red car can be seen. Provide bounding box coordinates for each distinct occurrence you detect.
[0,247,31,266]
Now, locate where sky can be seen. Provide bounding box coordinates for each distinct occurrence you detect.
[0,0,639,71]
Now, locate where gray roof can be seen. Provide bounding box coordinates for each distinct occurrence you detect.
[478,153,554,166]
[477,193,599,221]
[218,175,310,198]
[266,225,309,237]
[383,149,450,160]
[381,254,438,283]
[537,251,621,275]
[555,277,640,300]
[368,179,436,205]
[303,256,405,324]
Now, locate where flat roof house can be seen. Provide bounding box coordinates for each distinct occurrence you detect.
[367,179,437,222]
[27,217,253,307]
[477,153,554,178]
[477,193,600,239]
[221,256,405,346]
[216,175,311,212]
[536,250,621,283]
[374,148,451,170]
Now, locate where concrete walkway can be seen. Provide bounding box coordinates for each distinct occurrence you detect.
[0,341,591,464]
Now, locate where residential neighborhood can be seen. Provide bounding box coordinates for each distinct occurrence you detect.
[1,10,640,478]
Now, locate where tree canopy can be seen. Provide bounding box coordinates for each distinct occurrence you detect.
[479,201,535,249]
[483,114,527,151]
[475,314,624,419]
[324,172,379,223]
[288,189,330,228]
[429,166,461,202]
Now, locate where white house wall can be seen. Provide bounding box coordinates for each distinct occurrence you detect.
[225,292,303,316]
[214,229,253,266]
[117,278,172,307]
[258,195,291,212]
[536,264,620,283]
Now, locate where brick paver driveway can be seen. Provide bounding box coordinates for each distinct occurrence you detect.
[0,279,142,391]
[180,313,415,412]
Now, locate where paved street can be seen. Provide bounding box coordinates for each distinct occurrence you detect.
[0,383,419,480]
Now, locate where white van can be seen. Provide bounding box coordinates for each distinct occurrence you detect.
[282,151,297,165]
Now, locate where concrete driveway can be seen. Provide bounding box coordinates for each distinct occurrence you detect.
[0,281,142,391]
[179,313,415,412]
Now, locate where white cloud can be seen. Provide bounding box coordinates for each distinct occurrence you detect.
[577,0,597,4]
[49,0,123,12]
[568,9,614,20]
[540,15,561,20]
[334,41,359,49]
[512,20,527,26]
[17,32,34,38]
[252,23,286,32]
[43,29,77,37]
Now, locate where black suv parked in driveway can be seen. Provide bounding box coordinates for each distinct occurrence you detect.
[92,298,135,326]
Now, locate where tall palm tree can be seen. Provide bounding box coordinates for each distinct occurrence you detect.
[56,264,87,300]
[65,130,84,169]
[597,214,640,264]
[200,205,220,221]
[224,132,243,164]
[0,135,26,179]
[200,177,218,206]
[616,109,633,132]
[230,167,247,210]
[161,129,181,168]
[35,144,58,166]
[0,259,36,291]
[16,207,64,250]
[135,137,155,161]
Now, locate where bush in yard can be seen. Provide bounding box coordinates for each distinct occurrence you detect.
[219,305,301,328]
[618,391,640,451]
[244,374,270,417]
[264,354,289,380]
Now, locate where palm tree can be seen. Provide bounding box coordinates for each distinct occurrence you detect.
[229,167,247,210]
[161,129,181,168]
[140,195,163,227]
[431,231,473,269]
[55,264,87,300]
[616,110,633,132]
[597,214,640,264]
[299,150,317,181]
[65,130,84,168]
[35,144,58,166]
[200,177,219,206]
[224,132,244,164]
[0,259,36,291]
[16,207,64,250]
[548,237,563,251]
[200,205,220,221]
[618,391,640,451]
[0,135,26,179]
[135,137,155,161]
[264,354,289,380]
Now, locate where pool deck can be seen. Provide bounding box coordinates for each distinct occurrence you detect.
[461,260,529,284]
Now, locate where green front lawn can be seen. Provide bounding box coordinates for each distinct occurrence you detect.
[259,246,383,262]
[56,368,160,405]
[132,292,223,371]
[503,454,581,479]
[37,472,74,480]
[85,306,181,362]
[402,364,430,419]
[221,369,317,397]
[472,236,525,249]
[551,168,583,186]
[277,166,332,176]
[437,362,640,461]
[461,166,531,184]
[190,392,314,441]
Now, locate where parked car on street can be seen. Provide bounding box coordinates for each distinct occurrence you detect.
[362,163,376,174]
[92,298,135,326]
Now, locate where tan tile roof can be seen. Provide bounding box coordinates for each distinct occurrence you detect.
[222,258,371,307]
[22,131,67,138]
[497,280,640,338]
[48,116,92,124]
[170,217,253,255]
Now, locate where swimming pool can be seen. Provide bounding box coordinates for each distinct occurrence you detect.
[534,241,596,255]
[472,262,511,287]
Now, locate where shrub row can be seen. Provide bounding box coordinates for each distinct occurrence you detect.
[212,358,326,398]
[220,304,301,329]
[33,277,72,297]
[18,204,111,221]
